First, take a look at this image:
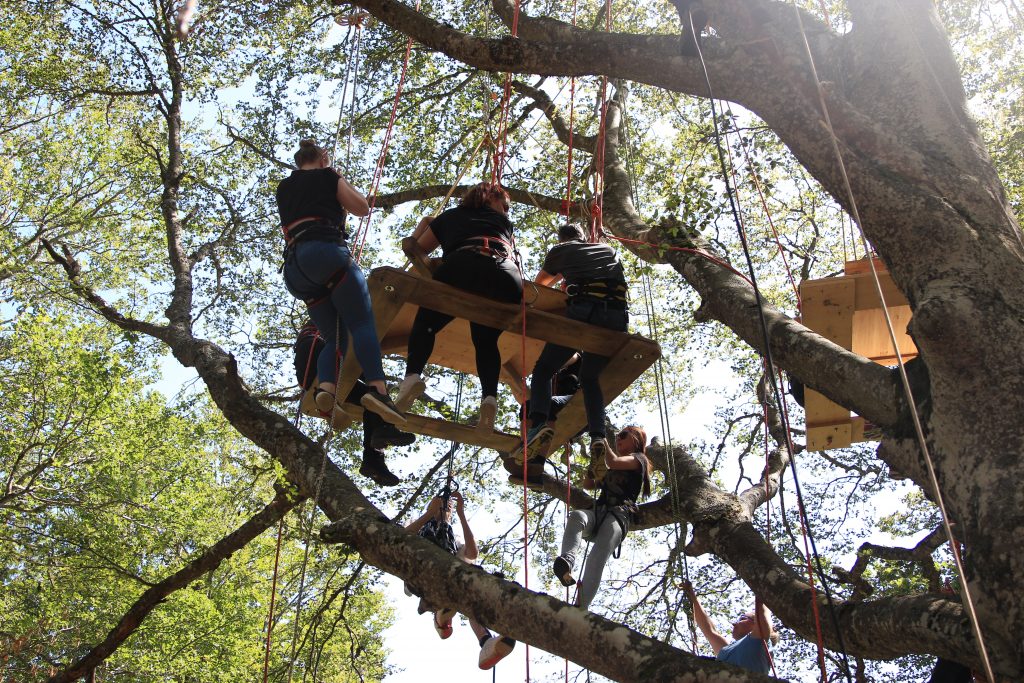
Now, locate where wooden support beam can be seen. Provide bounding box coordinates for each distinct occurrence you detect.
[546,336,661,453]
[344,405,521,452]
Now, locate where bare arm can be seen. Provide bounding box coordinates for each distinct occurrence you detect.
[535,269,560,287]
[606,450,642,471]
[683,581,729,655]
[452,492,478,561]
[335,174,370,217]
[406,497,443,534]
[412,215,440,254]
[752,595,774,640]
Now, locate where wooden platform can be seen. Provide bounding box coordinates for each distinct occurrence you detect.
[334,266,661,454]
[800,258,917,451]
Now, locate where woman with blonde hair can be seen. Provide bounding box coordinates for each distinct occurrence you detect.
[553,425,651,610]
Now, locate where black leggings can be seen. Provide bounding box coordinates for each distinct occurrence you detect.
[406,251,523,397]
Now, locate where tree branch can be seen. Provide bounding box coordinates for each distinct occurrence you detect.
[47,489,302,683]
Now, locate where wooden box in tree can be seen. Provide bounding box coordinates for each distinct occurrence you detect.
[334,266,661,454]
[800,258,918,451]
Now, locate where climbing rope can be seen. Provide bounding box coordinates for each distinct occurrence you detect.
[687,6,852,680]
[351,0,422,264]
[790,4,996,679]
[331,13,367,175]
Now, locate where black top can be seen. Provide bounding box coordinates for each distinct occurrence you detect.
[429,206,514,257]
[596,452,649,508]
[542,240,625,287]
[276,167,347,241]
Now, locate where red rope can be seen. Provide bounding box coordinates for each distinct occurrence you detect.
[351,1,422,264]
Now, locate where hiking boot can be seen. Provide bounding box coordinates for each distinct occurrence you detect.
[553,555,576,587]
[589,438,609,483]
[395,374,426,412]
[369,421,416,449]
[476,395,498,435]
[433,608,456,640]
[360,387,407,426]
[515,424,555,464]
[359,448,400,487]
[314,387,337,414]
[478,635,516,669]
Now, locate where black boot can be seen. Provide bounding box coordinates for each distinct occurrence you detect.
[370,421,416,449]
[359,448,400,486]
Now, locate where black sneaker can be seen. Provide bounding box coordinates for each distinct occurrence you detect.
[370,422,416,449]
[360,387,407,426]
[359,448,400,486]
[553,555,576,587]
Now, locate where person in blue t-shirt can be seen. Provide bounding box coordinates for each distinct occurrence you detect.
[683,580,775,675]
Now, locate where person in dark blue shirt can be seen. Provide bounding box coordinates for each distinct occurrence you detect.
[683,580,775,675]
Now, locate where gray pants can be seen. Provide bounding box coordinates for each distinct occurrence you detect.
[559,508,624,610]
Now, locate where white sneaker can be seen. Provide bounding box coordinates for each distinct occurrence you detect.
[395,374,426,412]
[478,635,516,669]
[477,395,498,435]
[433,608,456,640]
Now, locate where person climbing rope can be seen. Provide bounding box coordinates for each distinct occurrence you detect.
[395,181,524,435]
[524,222,629,473]
[683,580,777,675]
[552,425,651,611]
[277,139,406,428]
[293,321,415,486]
[405,491,517,670]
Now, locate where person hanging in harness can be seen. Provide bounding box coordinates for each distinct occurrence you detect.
[552,425,651,611]
[404,490,517,670]
[395,181,524,435]
[683,580,777,675]
[524,222,629,474]
[294,321,415,486]
[276,139,406,429]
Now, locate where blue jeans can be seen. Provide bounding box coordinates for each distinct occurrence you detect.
[283,241,385,385]
[528,300,628,438]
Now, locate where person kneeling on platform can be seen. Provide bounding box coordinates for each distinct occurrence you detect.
[524,223,628,475]
[683,580,777,675]
[294,321,414,486]
[553,425,651,611]
[405,492,516,670]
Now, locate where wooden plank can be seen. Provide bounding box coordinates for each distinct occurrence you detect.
[852,305,917,362]
[800,277,855,348]
[344,405,520,452]
[851,273,908,310]
[804,387,850,428]
[806,417,866,452]
[374,267,624,357]
[800,277,855,440]
[546,336,661,454]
